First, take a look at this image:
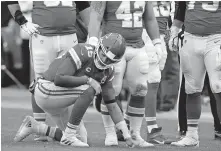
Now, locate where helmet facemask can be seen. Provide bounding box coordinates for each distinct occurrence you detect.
[94,40,121,70]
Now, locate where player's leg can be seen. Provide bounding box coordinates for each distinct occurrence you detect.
[204,35,221,131]
[125,47,153,147]
[30,34,60,141]
[144,44,165,144]
[101,55,126,146]
[171,34,206,147]
[205,73,221,139]
[61,87,95,147]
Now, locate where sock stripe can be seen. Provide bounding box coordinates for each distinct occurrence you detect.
[187,119,199,124]
[128,106,145,115]
[46,126,50,136]
[33,113,46,121]
[101,111,110,115]
[145,117,157,121]
[67,122,78,130]
[126,112,144,117]
[124,113,129,120]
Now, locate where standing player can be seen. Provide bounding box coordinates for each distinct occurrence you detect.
[88,1,164,147]
[169,1,221,147]
[14,33,135,147]
[144,1,178,144]
[7,1,90,141]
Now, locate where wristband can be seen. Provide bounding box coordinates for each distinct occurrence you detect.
[88,37,99,47]
[14,10,27,26]
[152,38,161,46]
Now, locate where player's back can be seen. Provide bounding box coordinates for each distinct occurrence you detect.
[185,1,221,35]
[102,1,146,48]
[32,1,77,36]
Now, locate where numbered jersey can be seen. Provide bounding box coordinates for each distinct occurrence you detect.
[43,44,114,85]
[32,1,77,36]
[102,1,146,48]
[152,1,171,34]
[185,1,221,35]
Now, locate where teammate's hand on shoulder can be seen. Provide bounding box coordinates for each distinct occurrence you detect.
[21,22,41,35]
[87,77,102,95]
[169,26,180,51]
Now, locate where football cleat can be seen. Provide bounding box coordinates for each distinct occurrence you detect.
[105,133,118,146]
[60,131,89,147]
[171,134,199,147]
[215,130,221,140]
[146,127,167,144]
[116,129,125,142]
[131,131,154,147]
[14,116,37,142]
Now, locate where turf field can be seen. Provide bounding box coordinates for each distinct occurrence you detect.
[1,87,221,151]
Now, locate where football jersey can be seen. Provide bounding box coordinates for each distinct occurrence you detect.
[185,1,221,35]
[102,1,147,48]
[32,1,77,36]
[152,1,171,35]
[43,44,114,85]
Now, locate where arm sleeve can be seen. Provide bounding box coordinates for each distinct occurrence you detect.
[54,56,88,87]
[101,81,115,102]
[75,1,90,12]
[174,1,186,22]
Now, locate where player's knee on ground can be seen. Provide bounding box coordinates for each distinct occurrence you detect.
[130,82,147,96]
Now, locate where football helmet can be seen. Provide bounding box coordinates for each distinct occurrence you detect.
[94,33,126,70]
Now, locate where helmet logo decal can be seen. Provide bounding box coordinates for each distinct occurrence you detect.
[86,67,91,72]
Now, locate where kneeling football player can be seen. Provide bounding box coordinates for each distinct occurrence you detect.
[14,33,134,147]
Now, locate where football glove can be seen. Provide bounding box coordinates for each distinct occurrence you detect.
[88,36,99,47]
[21,22,40,35]
[169,26,180,51]
[87,77,101,95]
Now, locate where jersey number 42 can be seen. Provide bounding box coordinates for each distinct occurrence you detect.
[115,1,145,28]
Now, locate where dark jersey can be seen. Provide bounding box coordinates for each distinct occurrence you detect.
[184,1,221,35]
[102,1,147,48]
[32,1,89,36]
[43,43,114,85]
[1,1,18,27]
[152,1,171,35]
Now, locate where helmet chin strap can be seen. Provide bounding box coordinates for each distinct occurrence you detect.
[94,54,108,70]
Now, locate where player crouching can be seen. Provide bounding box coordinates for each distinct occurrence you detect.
[14,33,135,147]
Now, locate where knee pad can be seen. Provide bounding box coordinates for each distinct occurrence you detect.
[130,83,147,96]
[147,65,161,83]
[210,81,221,93]
[32,50,48,74]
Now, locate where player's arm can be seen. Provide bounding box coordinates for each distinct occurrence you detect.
[88,1,106,46]
[75,1,90,27]
[54,55,89,87]
[172,1,186,29]
[7,1,40,35]
[169,1,186,51]
[143,2,160,43]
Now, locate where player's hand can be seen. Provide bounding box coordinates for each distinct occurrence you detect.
[87,78,102,95]
[125,137,135,148]
[216,46,221,70]
[169,26,180,51]
[20,22,41,35]
[88,37,99,47]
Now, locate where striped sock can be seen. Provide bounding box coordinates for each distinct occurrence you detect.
[187,119,198,137]
[145,117,158,133]
[127,95,145,136]
[101,104,116,135]
[33,113,46,123]
[65,122,78,134]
